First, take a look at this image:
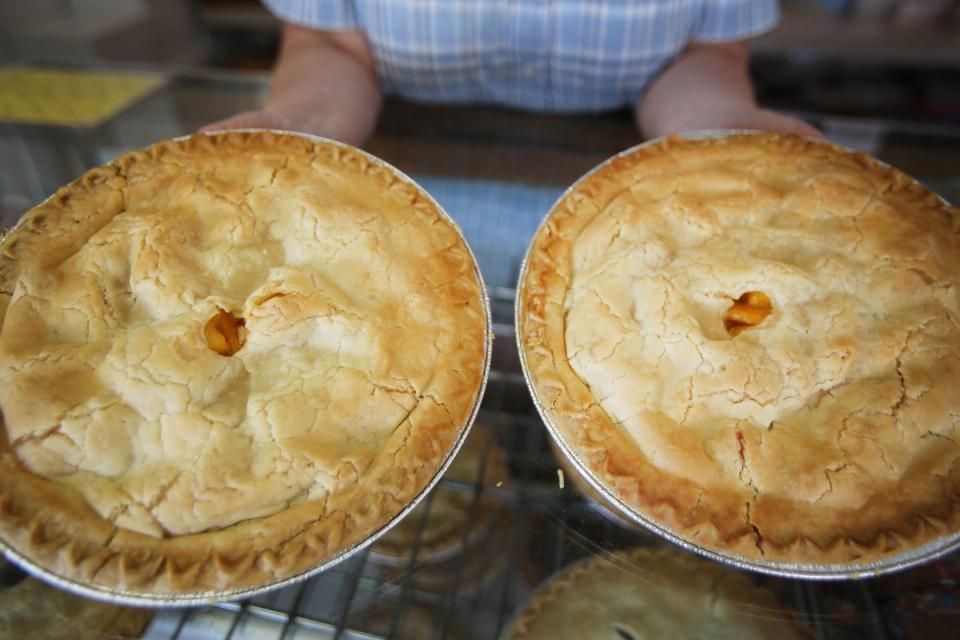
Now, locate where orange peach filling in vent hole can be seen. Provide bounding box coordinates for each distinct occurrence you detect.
[724,291,772,336]
[204,308,246,356]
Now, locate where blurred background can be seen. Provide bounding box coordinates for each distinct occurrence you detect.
[2,0,959,125]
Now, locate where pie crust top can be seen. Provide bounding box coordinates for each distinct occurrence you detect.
[0,131,488,595]
[504,547,812,639]
[519,132,960,565]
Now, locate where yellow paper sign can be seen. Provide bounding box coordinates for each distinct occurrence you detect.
[0,66,165,127]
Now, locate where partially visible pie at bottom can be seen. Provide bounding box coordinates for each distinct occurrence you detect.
[0,576,153,639]
[503,547,814,639]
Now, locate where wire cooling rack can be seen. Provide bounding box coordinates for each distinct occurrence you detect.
[131,284,957,640]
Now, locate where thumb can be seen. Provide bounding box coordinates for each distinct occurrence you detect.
[198,111,291,134]
[754,110,826,140]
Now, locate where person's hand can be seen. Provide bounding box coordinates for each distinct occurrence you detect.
[199,107,369,143]
[662,104,825,140]
[637,42,824,141]
[199,24,381,146]
[199,110,296,134]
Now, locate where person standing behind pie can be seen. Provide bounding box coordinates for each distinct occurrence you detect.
[203,0,823,144]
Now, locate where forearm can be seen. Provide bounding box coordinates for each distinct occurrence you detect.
[637,42,754,139]
[265,25,381,143]
[202,24,382,145]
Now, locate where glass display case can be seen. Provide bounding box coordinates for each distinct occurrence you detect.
[1,64,959,639]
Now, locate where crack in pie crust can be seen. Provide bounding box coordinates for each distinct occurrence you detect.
[518,132,960,566]
[0,131,488,597]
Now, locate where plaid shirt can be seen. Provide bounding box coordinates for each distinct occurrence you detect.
[263,0,778,113]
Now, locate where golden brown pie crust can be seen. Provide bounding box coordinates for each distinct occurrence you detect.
[0,131,488,596]
[518,132,960,565]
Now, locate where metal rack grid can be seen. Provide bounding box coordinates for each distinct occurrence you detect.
[130,285,960,640]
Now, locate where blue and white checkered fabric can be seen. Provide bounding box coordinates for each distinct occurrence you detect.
[262,0,778,113]
[414,175,563,290]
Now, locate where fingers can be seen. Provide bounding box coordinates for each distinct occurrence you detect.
[652,107,826,142]
[753,110,826,140]
[197,111,291,134]
[775,118,826,141]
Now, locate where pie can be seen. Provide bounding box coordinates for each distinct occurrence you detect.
[518,132,960,566]
[0,576,153,639]
[348,599,467,640]
[503,547,814,639]
[0,131,489,597]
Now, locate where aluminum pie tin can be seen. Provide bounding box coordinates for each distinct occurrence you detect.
[0,130,493,606]
[515,129,960,580]
[366,499,500,568]
[368,420,509,568]
[547,436,645,533]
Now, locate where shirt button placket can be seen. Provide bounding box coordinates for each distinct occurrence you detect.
[513,0,548,110]
[489,0,513,105]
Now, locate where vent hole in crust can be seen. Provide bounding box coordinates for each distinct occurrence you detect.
[204,308,246,356]
[724,291,772,336]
